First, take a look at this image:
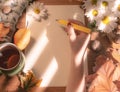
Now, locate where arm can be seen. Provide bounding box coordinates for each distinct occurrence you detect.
[65,21,90,92]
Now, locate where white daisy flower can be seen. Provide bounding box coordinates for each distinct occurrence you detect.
[85,6,100,23]
[112,0,120,18]
[6,15,15,24]
[12,0,22,6]
[97,0,114,14]
[12,5,24,16]
[1,13,8,22]
[0,12,7,22]
[82,0,98,10]
[27,1,48,21]
[3,0,14,6]
[96,13,118,33]
[12,12,19,23]
[17,0,29,8]
[7,12,19,23]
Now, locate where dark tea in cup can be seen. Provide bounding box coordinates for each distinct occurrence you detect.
[0,46,20,69]
[0,43,23,71]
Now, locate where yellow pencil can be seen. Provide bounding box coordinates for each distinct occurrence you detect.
[56,19,91,34]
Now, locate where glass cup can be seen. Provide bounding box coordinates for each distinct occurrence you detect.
[0,42,25,76]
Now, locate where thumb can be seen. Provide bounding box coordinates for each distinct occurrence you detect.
[66,25,76,42]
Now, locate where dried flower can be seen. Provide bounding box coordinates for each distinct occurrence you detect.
[19,71,42,91]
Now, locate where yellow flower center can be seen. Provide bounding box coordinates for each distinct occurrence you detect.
[102,1,108,7]
[102,16,110,24]
[34,8,40,14]
[118,4,120,11]
[92,10,98,16]
[91,0,97,5]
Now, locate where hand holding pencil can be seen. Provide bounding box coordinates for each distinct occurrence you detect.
[56,19,91,34]
[57,19,91,55]
[61,19,91,92]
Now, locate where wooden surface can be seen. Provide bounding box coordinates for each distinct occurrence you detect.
[31,87,66,92]
[36,0,81,5]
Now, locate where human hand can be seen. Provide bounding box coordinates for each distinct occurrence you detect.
[65,20,91,92]
[0,75,20,92]
[66,19,90,62]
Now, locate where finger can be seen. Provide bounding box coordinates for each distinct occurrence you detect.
[66,25,76,42]
[79,31,88,37]
[0,75,6,90]
[68,19,84,26]
[82,34,91,49]
[68,19,86,35]
[4,76,20,92]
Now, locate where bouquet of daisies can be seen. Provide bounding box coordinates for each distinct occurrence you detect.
[82,0,120,33]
